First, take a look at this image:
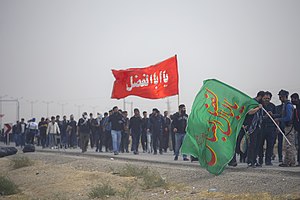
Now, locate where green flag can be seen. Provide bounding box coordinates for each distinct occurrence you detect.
[181,79,259,175]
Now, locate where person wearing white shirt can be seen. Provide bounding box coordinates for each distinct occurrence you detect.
[47,116,60,149]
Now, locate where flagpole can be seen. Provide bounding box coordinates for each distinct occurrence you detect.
[123,98,126,111]
[262,107,291,146]
[177,94,180,108]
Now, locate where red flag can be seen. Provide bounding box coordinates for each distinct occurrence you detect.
[111,55,179,99]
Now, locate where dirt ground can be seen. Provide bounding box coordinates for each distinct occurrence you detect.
[0,151,300,200]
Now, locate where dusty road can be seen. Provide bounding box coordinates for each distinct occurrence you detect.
[0,148,299,200]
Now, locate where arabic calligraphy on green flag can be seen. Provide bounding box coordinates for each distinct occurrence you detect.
[181,79,258,175]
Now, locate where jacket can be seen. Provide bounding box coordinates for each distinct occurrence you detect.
[47,122,60,135]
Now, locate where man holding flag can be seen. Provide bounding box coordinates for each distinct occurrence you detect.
[111,55,180,155]
[181,79,261,175]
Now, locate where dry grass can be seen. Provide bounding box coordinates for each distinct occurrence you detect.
[10,156,34,169]
[115,164,168,190]
[119,182,139,200]
[88,182,117,199]
[0,176,19,195]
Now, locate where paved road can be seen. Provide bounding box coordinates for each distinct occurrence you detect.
[33,146,300,175]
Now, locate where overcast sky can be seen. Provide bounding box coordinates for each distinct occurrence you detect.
[0,0,299,123]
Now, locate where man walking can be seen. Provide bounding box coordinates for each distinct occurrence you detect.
[94,113,103,152]
[67,114,77,148]
[78,112,90,153]
[55,115,62,148]
[291,93,300,166]
[102,112,112,152]
[246,91,264,167]
[18,118,27,147]
[259,91,277,165]
[172,104,189,161]
[47,116,60,149]
[38,117,48,148]
[108,106,124,155]
[276,90,296,167]
[162,111,171,153]
[141,111,150,153]
[149,108,165,155]
[26,118,38,145]
[129,108,143,155]
[61,115,68,148]
[13,121,19,147]
[120,111,130,153]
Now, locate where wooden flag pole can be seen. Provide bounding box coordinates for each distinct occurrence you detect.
[262,107,291,146]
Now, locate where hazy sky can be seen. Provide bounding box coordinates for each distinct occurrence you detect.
[0,0,299,123]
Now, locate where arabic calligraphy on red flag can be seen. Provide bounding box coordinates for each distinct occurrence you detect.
[111,55,179,99]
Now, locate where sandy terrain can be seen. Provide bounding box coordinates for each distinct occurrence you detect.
[0,151,299,200]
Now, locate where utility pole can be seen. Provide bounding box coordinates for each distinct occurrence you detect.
[27,100,38,118]
[123,99,126,111]
[0,99,20,123]
[75,104,84,119]
[42,101,53,118]
[0,95,7,130]
[10,96,23,122]
[90,106,97,115]
[58,102,68,116]
[166,98,171,116]
[16,99,20,122]
[123,100,133,116]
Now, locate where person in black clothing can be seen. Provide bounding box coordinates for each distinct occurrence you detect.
[38,117,48,148]
[129,108,143,154]
[172,104,189,161]
[258,91,278,165]
[13,121,19,146]
[89,113,96,149]
[55,115,62,147]
[120,111,130,153]
[228,124,248,167]
[246,91,264,167]
[276,89,296,167]
[149,108,165,155]
[61,115,68,148]
[274,104,284,162]
[170,114,176,155]
[67,114,77,148]
[93,113,102,152]
[291,93,300,166]
[162,111,171,153]
[78,112,90,153]
[18,118,27,147]
[97,113,105,152]
[141,111,149,153]
[228,95,263,167]
[108,106,124,155]
[102,111,112,152]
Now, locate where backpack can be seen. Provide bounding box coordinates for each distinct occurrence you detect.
[282,101,294,126]
[0,147,18,157]
[22,144,35,153]
[190,155,198,162]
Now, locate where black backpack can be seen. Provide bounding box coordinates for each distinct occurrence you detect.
[22,144,35,153]
[0,147,18,157]
[190,155,198,162]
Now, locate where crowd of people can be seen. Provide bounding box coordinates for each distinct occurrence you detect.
[4,89,300,167]
[8,104,189,161]
[229,90,300,167]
